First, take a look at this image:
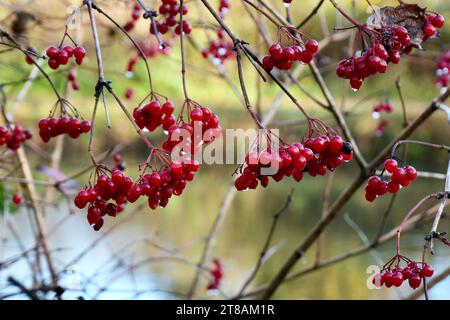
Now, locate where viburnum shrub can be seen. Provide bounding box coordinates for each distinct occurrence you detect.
[364,158,417,202]
[335,4,444,91]
[2,0,450,300]
[262,26,319,71]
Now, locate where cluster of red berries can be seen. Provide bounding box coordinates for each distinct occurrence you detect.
[74,169,133,230]
[337,11,444,92]
[262,39,319,71]
[67,71,79,91]
[372,101,393,136]
[235,135,353,191]
[151,0,192,36]
[372,101,393,116]
[423,13,445,39]
[336,28,408,91]
[162,107,221,155]
[202,30,234,65]
[113,153,126,171]
[0,124,32,150]
[46,45,86,70]
[123,4,142,32]
[125,41,170,75]
[207,259,224,290]
[364,159,417,202]
[201,1,233,65]
[373,258,434,289]
[38,117,91,142]
[436,50,450,88]
[133,99,176,132]
[136,159,199,209]
[12,192,23,205]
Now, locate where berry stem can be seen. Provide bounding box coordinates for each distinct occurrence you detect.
[136,0,166,50]
[93,4,154,93]
[397,194,438,255]
[391,140,450,159]
[179,0,190,101]
[329,0,363,28]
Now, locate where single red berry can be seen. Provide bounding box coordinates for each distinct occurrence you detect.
[12,192,22,205]
[73,46,86,60]
[408,275,421,289]
[57,50,69,65]
[384,159,398,173]
[394,26,409,38]
[420,264,434,278]
[269,44,283,60]
[431,14,445,29]
[48,59,60,70]
[46,46,59,59]
[423,23,437,38]
[405,166,417,181]
[63,46,74,57]
[392,271,404,287]
[190,108,204,121]
[305,39,319,54]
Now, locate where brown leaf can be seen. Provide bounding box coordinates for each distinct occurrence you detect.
[367,4,427,46]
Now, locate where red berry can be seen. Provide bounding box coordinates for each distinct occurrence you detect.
[73,46,86,60]
[408,275,421,289]
[46,46,59,59]
[384,159,398,173]
[48,59,60,70]
[392,271,404,287]
[63,46,74,57]
[431,15,445,29]
[190,108,204,121]
[79,120,91,133]
[423,23,437,38]
[420,264,434,278]
[405,166,417,181]
[305,39,319,54]
[394,26,408,38]
[12,192,22,205]
[269,44,283,60]
[57,50,69,65]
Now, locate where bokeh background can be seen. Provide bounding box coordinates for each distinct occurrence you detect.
[0,0,449,299]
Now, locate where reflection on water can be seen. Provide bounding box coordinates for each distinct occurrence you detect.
[1,164,449,300]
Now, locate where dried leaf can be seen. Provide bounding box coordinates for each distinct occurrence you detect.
[367,4,427,46]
